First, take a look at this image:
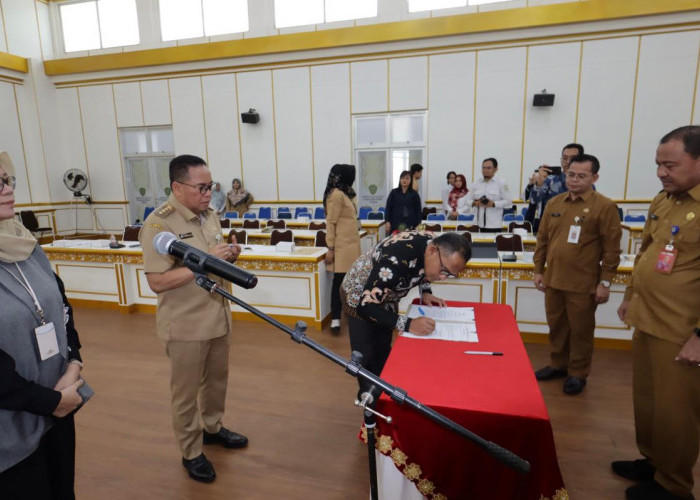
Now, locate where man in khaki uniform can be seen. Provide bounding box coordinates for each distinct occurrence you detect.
[140,154,247,483]
[533,153,622,395]
[613,126,700,500]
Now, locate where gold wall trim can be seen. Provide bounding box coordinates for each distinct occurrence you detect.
[0,51,28,73]
[521,331,632,349]
[43,1,700,77]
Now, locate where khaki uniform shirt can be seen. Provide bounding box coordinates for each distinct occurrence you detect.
[140,194,231,341]
[534,189,622,293]
[624,183,700,345]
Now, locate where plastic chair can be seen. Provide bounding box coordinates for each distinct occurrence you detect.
[267,219,286,229]
[503,214,524,223]
[258,207,272,219]
[457,224,480,233]
[508,221,533,233]
[19,211,52,238]
[294,207,310,219]
[423,223,442,232]
[315,230,327,247]
[457,214,475,222]
[229,229,247,245]
[242,212,257,219]
[122,225,141,242]
[461,231,472,244]
[143,206,155,220]
[243,219,260,229]
[358,206,372,220]
[421,207,437,219]
[314,207,325,219]
[276,207,290,216]
[219,219,231,228]
[309,221,326,230]
[377,207,386,214]
[367,211,384,220]
[278,212,292,219]
[623,214,646,222]
[224,211,239,219]
[270,229,293,245]
[427,213,446,221]
[495,234,523,252]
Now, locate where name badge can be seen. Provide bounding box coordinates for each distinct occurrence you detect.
[179,232,194,239]
[567,225,581,244]
[655,246,677,274]
[35,322,59,361]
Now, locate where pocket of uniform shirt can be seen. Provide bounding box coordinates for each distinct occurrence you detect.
[676,222,700,243]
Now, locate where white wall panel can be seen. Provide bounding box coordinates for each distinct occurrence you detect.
[474,47,527,195]
[577,37,639,200]
[78,85,125,201]
[14,80,49,203]
[236,71,277,200]
[311,64,351,200]
[35,1,53,59]
[351,60,388,114]
[389,56,428,111]
[627,31,700,199]
[522,43,580,197]
[0,82,29,204]
[202,73,242,185]
[0,8,6,53]
[2,0,40,56]
[93,207,127,233]
[53,88,88,202]
[169,77,207,158]
[274,67,314,200]
[113,82,143,127]
[140,80,171,126]
[428,52,475,202]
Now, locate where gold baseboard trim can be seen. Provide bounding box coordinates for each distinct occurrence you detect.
[231,310,322,329]
[521,332,632,350]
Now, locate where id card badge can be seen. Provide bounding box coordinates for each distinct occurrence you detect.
[655,246,677,274]
[567,225,581,244]
[35,322,60,361]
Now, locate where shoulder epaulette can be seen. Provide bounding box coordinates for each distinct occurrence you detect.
[155,204,175,217]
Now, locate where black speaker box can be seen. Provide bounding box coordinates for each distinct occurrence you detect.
[533,93,555,107]
[241,109,260,124]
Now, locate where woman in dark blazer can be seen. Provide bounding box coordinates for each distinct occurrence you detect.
[384,170,422,233]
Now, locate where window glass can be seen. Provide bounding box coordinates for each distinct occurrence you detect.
[203,0,249,36]
[160,0,203,41]
[122,130,148,155]
[98,0,139,48]
[356,117,388,146]
[60,2,100,52]
[325,0,376,23]
[408,0,466,12]
[275,0,324,28]
[391,115,424,144]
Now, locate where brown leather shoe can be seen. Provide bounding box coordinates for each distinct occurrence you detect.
[182,453,215,483]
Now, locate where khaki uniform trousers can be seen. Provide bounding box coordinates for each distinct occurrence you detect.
[633,329,700,497]
[544,287,597,379]
[165,333,229,459]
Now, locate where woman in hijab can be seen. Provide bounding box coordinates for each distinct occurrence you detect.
[384,170,422,233]
[0,152,86,498]
[446,174,468,220]
[323,164,361,335]
[226,178,253,217]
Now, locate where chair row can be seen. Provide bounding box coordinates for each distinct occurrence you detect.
[227,228,327,247]
[220,219,327,230]
[422,221,533,234]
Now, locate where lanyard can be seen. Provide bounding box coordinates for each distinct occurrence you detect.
[1,263,46,325]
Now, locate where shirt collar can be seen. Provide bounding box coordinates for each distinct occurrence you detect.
[566,189,595,202]
[664,182,700,202]
[168,193,200,222]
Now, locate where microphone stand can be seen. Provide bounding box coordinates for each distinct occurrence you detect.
[187,260,530,498]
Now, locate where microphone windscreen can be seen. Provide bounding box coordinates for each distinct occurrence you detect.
[153,231,177,255]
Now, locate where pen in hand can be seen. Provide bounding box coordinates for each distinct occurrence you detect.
[417,306,426,316]
[464,351,503,356]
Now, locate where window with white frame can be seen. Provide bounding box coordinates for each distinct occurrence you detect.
[59,0,139,53]
[275,0,376,28]
[159,0,249,42]
[408,0,512,12]
[354,113,427,210]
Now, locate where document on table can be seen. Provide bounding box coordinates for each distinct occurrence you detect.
[403,305,478,342]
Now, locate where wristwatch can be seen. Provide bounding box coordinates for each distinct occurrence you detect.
[599,280,611,288]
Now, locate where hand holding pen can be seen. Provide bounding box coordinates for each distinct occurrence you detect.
[407,306,436,336]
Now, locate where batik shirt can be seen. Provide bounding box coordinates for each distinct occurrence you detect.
[341,231,433,332]
[530,172,568,218]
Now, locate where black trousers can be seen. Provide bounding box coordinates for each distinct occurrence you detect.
[348,316,394,399]
[331,273,345,320]
[0,415,76,500]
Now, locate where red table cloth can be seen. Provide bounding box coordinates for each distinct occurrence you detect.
[372,301,567,500]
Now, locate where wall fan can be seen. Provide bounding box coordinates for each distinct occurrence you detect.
[63,169,91,203]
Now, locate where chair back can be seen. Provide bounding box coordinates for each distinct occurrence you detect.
[508,221,532,233]
[421,206,437,219]
[309,221,326,230]
[314,230,327,247]
[460,231,473,244]
[122,225,141,242]
[229,229,247,245]
[423,223,442,232]
[276,207,290,216]
[623,214,646,222]
[267,219,286,229]
[258,206,272,219]
[495,234,523,252]
[143,206,155,220]
[243,219,260,229]
[270,229,294,245]
[503,214,525,222]
[377,207,386,214]
[277,211,292,219]
[294,207,310,218]
[224,211,239,219]
[242,212,257,219]
[358,206,372,220]
[314,207,326,219]
[367,211,384,220]
[219,219,231,228]
[457,224,480,233]
[457,214,475,222]
[19,210,39,231]
[426,213,446,221]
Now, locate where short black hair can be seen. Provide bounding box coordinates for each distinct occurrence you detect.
[410,163,423,175]
[169,154,206,186]
[446,171,456,180]
[570,153,600,174]
[660,125,700,159]
[483,157,498,168]
[433,232,471,263]
[563,143,584,156]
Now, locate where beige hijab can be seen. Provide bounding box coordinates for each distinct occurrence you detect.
[0,151,36,263]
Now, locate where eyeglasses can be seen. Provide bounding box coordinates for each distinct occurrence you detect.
[436,247,457,279]
[0,175,16,192]
[565,172,592,180]
[176,180,214,194]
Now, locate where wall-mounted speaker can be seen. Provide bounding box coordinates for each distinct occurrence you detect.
[241,108,260,124]
[533,93,555,107]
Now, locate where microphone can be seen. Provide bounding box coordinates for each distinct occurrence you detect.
[153,232,258,289]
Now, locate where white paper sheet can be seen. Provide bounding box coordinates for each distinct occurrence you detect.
[403,305,478,342]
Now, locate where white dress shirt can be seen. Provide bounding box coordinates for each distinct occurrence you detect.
[458,177,512,229]
[441,184,453,214]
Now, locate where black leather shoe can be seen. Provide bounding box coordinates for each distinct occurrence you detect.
[330,326,341,335]
[563,376,587,395]
[534,366,568,381]
[182,453,216,483]
[612,458,655,481]
[203,427,249,449]
[626,480,694,500]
